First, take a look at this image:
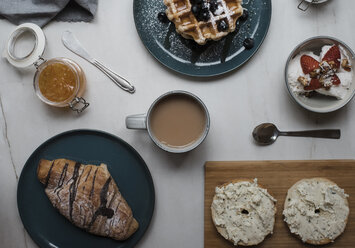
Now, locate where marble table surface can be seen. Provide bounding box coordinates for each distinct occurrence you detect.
[0,0,354,247]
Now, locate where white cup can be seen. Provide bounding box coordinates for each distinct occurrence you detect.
[126,90,210,153]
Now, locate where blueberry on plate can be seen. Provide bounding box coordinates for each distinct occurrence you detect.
[217,19,229,31]
[199,10,210,21]
[157,12,169,23]
[201,1,209,10]
[243,37,254,50]
[191,5,200,15]
[240,9,249,22]
[209,0,218,13]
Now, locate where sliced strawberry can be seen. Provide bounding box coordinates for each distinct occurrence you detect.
[331,74,341,85]
[304,78,322,90]
[300,55,320,74]
[322,45,341,69]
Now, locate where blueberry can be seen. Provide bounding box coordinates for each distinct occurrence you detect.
[199,10,210,21]
[191,5,200,15]
[201,1,209,10]
[243,37,254,50]
[217,19,229,31]
[240,9,249,22]
[157,12,169,23]
[209,0,218,13]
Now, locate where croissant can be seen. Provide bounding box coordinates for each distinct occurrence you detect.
[37,158,139,240]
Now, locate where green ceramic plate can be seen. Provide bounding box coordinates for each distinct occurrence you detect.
[133,0,272,77]
[17,129,155,248]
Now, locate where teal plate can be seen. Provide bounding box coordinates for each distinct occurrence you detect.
[133,0,272,77]
[17,130,155,248]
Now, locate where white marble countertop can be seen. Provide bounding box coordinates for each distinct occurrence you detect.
[0,0,354,247]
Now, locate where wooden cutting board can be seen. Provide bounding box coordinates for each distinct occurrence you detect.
[204,160,355,248]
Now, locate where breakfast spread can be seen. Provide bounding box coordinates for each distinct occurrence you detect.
[287,44,353,100]
[211,179,276,246]
[37,159,139,240]
[163,0,244,45]
[283,178,349,245]
[4,1,355,248]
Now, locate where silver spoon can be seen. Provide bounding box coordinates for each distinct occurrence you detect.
[252,123,340,145]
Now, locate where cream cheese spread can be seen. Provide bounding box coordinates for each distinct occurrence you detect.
[283,178,349,243]
[211,179,277,246]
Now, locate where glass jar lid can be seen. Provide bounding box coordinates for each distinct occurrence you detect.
[3,23,46,68]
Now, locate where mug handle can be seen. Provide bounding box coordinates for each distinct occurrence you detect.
[126,114,147,129]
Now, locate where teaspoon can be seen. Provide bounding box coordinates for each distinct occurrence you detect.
[252,123,340,145]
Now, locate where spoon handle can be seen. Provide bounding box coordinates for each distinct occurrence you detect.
[279,129,341,139]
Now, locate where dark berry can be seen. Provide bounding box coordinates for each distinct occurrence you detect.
[243,37,254,50]
[201,2,209,10]
[191,5,200,15]
[157,12,169,23]
[199,10,210,21]
[209,0,218,13]
[217,19,229,32]
[240,9,249,22]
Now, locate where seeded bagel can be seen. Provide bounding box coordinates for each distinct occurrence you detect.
[283,178,349,245]
[211,179,276,246]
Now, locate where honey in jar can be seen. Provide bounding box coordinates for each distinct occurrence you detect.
[38,62,77,102]
[34,58,86,107]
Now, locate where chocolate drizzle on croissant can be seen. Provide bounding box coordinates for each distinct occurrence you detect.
[37,159,139,240]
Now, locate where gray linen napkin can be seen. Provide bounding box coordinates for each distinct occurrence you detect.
[0,0,98,27]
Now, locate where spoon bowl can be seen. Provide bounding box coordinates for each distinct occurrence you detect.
[252,123,279,145]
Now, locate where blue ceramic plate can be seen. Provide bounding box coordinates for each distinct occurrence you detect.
[133,0,272,77]
[17,130,155,248]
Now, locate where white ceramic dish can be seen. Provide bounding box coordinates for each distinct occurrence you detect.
[298,0,330,11]
[305,0,328,3]
[285,36,355,113]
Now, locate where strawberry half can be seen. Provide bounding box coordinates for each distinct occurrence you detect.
[331,74,341,85]
[304,78,322,91]
[300,55,320,74]
[322,45,340,69]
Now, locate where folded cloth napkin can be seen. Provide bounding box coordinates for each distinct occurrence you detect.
[0,0,98,27]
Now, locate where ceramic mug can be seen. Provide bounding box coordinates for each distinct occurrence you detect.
[126,90,210,153]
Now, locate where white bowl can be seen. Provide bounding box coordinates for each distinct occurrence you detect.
[285,36,355,113]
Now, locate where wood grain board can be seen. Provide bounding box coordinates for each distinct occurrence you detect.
[204,160,355,248]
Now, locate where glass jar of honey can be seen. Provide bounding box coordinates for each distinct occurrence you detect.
[4,23,89,113]
[33,58,88,111]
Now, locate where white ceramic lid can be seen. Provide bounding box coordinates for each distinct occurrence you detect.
[3,23,46,68]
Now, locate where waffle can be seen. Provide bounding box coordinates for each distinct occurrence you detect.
[164,0,243,45]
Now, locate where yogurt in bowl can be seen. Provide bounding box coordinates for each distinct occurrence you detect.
[285,36,355,113]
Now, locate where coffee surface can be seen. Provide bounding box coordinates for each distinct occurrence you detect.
[149,94,206,148]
